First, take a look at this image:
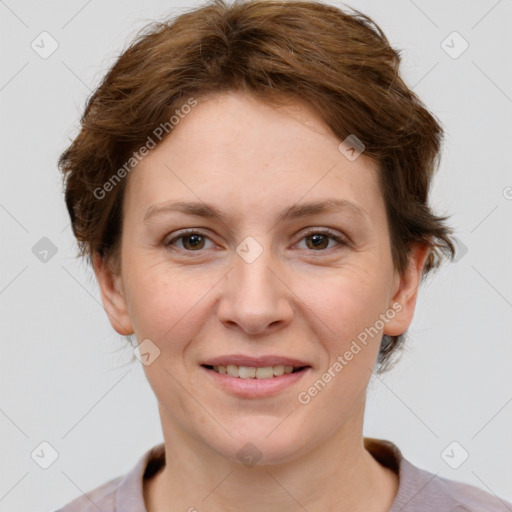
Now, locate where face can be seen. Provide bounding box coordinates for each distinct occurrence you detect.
[95,90,428,464]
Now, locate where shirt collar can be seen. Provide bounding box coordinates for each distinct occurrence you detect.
[115,438,415,511]
[115,443,165,511]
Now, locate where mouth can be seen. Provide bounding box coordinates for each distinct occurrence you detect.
[201,364,309,379]
[200,355,312,398]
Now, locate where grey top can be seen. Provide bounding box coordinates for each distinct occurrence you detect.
[55,438,512,511]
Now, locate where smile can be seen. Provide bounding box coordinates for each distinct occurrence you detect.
[203,364,306,379]
[201,363,311,398]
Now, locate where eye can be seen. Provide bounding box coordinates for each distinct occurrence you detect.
[165,230,215,251]
[164,228,348,253]
[297,229,348,251]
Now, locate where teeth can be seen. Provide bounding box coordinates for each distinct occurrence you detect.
[213,364,301,379]
[239,366,256,378]
[255,367,273,379]
[273,365,285,376]
[227,364,238,377]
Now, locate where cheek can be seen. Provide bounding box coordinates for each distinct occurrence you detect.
[298,263,391,350]
[294,270,387,415]
[124,263,216,351]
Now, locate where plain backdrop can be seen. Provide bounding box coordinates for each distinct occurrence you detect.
[0,0,511,510]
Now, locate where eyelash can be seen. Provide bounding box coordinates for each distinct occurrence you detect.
[164,228,348,254]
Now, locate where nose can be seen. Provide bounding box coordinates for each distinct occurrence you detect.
[217,242,294,336]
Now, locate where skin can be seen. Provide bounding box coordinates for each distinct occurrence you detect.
[94,90,429,512]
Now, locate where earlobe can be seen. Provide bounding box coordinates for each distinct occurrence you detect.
[92,252,134,336]
[383,243,431,337]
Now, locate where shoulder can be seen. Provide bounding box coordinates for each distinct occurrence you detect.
[364,438,512,512]
[55,443,166,512]
[54,475,121,512]
[403,458,511,511]
[395,451,512,511]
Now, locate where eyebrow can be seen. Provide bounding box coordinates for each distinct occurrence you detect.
[143,198,370,226]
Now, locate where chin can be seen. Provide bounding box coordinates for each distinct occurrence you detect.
[204,418,310,466]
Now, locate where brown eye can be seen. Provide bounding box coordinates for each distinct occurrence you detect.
[165,231,214,251]
[181,234,206,250]
[299,230,347,251]
[305,233,330,250]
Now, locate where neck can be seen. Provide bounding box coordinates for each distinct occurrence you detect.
[145,401,398,512]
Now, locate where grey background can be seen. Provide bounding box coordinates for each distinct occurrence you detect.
[1,0,511,510]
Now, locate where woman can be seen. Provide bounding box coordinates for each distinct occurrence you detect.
[56,0,511,510]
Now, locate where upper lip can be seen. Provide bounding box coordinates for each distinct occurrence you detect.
[201,354,310,368]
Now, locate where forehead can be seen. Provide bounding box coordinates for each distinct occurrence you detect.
[123,90,384,226]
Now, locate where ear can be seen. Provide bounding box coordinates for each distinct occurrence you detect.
[92,252,134,336]
[383,242,431,337]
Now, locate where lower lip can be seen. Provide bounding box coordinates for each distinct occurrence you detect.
[201,366,311,398]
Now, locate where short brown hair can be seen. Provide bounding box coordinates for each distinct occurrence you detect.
[58,0,456,373]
